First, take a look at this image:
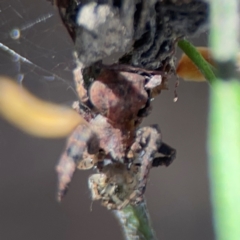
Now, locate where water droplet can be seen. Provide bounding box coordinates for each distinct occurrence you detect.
[16,73,24,83]
[10,28,21,40]
[11,54,20,62]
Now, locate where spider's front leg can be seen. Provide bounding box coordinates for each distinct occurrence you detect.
[130,126,176,204]
[56,124,99,201]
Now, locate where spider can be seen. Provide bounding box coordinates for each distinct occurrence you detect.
[52,1,208,208]
[49,0,210,210]
[88,126,175,210]
[56,61,176,209]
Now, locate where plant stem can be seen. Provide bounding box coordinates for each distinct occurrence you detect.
[178,39,217,85]
[209,81,240,240]
[208,1,240,240]
[114,200,157,240]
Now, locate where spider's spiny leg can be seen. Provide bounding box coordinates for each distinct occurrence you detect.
[56,124,99,201]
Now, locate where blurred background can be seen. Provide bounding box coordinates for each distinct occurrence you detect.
[0,1,213,239]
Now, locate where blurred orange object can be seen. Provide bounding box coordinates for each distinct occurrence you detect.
[176,47,215,82]
[0,76,87,138]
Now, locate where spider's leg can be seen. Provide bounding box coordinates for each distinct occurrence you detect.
[72,58,89,103]
[56,124,99,201]
[152,142,176,167]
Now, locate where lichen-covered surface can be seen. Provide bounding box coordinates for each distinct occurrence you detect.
[50,0,209,209]
[120,0,208,69]
[50,0,208,69]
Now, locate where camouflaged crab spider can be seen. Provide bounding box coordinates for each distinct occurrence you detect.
[56,61,176,210]
[88,130,176,210]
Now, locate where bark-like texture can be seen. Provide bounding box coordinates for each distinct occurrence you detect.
[50,0,209,70]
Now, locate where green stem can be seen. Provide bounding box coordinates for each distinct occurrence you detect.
[177,39,217,85]
[208,0,240,240]
[114,200,157,240]
[209,81,240,240]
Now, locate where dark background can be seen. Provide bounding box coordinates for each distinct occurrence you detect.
[0,1,213,239]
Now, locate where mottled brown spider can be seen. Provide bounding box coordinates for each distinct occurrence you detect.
[34,0,207,215]
[88,126,175,210]
[52,0,208,210]
[56,61,176,209]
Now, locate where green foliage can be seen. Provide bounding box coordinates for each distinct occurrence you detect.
[179,1,240,239]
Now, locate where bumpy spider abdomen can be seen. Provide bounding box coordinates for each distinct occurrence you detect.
[89,70,148,124]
